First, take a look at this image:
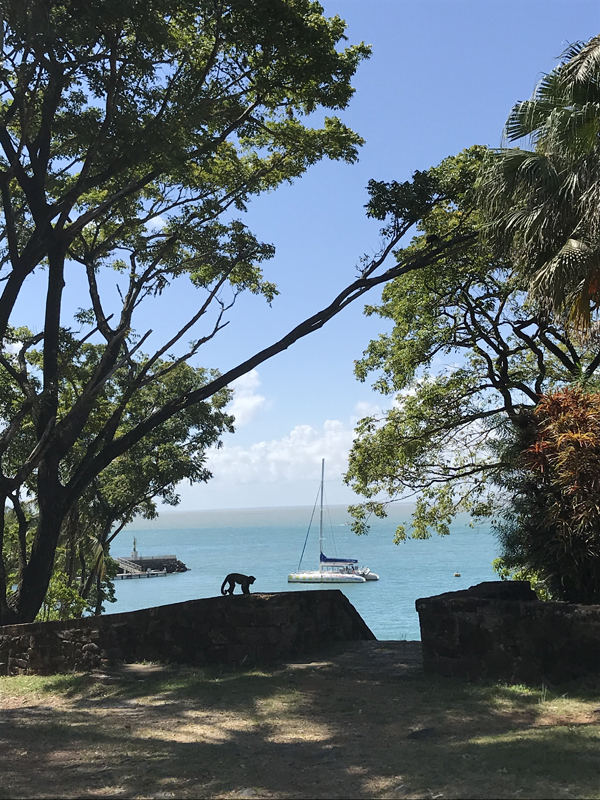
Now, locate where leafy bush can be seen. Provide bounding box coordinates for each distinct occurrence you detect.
[36,572,90,622]
[496,387,600,604]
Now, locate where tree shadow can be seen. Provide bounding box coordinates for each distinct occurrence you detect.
[2,653,600,799]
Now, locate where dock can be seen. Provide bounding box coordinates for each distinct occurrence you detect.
[114,539,189,580]
[114,557,168,580]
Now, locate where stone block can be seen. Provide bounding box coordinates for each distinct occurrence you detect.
[206,645,228,664]
[135,644,159,662]
[226,643,253,662]
[417,581,600,684]
[0,590,373,675]
[189,620,210,634]
[468,581,537,602]
[235,625,281,645]
[253,642,286,662]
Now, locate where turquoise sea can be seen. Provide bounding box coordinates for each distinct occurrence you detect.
[110,504,498,641]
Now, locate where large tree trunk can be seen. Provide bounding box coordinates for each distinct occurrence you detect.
[63,501,80,585]
[94,571,103,617]
[0,493,16,625]
[4,458,68,624]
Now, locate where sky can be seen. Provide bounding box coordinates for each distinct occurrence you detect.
[18,2,599,513]
[162,0,600,511]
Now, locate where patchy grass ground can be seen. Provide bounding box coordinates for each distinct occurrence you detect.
[1,641,599,799]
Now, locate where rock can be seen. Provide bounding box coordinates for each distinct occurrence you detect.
[467,581,536,602]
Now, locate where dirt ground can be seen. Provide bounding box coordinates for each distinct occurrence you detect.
[1,641,600,800]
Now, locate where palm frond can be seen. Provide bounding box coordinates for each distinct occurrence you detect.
[560,35,600,93]
[505,97,562,143]
[530,238,600,326]
[559,40,586,64]
[479,33,600,328]
[537,104,600,158]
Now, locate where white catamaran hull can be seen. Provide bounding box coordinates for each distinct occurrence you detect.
[288,571,366,583]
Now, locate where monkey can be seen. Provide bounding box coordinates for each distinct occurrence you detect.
[220,573,256,595]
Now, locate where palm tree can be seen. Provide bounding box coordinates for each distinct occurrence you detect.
[479,35,600,327]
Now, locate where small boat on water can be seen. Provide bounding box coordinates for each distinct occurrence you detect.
[288,459,379,584]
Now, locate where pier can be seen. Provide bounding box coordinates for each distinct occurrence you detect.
[115,538,189,580]
[114,556,168,579]
[115,562,168,579]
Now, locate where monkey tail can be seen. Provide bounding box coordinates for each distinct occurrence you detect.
[220,579,227,596]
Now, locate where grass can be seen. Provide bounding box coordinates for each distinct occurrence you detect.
[0,646,599,799]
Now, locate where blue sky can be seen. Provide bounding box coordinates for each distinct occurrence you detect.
[163,1,600,511]
[153,0,598,512]
[17,2,597,512]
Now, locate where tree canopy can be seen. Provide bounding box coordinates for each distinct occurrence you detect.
[0,0,374,623]
[496,386,600,604]
[0,0,479,623]
[479,35,600,327]
[345,147,600,542]
[346,33,600,605]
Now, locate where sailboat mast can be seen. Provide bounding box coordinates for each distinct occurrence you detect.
[319,458,324,573]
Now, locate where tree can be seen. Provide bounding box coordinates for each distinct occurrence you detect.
[57,354,235,615]
[0,0,473,623]
[345,148,600,541]
[1,343,233,616]
[496,387,600,603]
[0,0,372,623]
[479,34,600,327]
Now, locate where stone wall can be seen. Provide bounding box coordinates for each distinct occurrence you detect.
[416,581,600,684]
[0,590,375,676]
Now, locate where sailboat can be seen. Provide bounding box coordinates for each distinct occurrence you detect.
[288,459,379,584]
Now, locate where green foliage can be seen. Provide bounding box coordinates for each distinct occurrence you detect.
[496,388,600,604]
[346,147,600,539]
[0,1,371,622]
[2,341,233,613]
[86,555,120,616]
[36,572,90,622]
[491,559,552,601]
[479,34,600,327]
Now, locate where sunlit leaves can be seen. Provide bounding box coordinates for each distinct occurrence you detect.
[346,148,600,541]
[479,34,600,328]
[496,387,600,603]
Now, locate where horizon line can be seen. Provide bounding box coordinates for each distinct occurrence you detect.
[152,501,417,515]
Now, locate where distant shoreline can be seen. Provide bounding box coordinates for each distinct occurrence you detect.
[123,502,419,531]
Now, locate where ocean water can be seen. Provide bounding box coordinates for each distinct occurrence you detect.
[110,504,498,641]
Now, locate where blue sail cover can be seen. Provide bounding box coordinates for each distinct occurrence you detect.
[320,552,358,564]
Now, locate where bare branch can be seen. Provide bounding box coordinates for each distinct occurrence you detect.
[65,230,477,499]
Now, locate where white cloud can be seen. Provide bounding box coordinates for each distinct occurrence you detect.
[228,369,267,427]
[207,419,354,484]
[145,215,166,230]
[353,400,382,418]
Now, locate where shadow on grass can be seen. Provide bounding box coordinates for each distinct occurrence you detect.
[1,662,600,799]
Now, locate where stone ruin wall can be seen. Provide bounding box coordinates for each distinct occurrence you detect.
[416,581,600,684]
[0,589,375,676]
